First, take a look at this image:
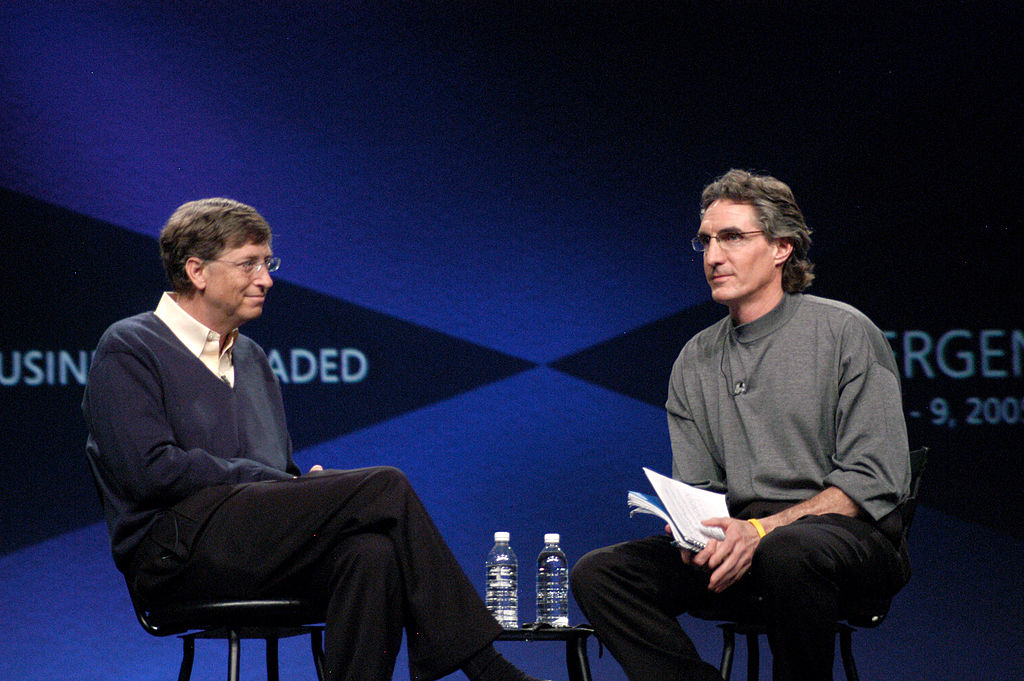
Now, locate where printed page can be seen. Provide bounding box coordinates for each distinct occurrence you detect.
[643,467,728,549]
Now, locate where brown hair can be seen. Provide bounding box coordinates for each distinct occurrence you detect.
[159,198,272,295]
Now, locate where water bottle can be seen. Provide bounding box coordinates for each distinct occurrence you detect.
[485,531,518,628]
[536,533,569,627]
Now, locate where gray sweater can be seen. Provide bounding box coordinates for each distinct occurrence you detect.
[666,293,910,521]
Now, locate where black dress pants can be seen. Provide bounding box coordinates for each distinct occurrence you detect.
[128,466,501,681]
[570,514,910,681]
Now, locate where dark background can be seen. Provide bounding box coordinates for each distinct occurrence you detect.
[2,2,1021,679]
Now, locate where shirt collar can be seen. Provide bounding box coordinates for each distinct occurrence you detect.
[154,292,238,359]
[731,292,802,344]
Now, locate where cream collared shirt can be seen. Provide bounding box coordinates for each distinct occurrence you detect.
[154,292,239,386]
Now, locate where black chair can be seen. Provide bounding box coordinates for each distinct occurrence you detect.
[128,586,327,681]
[88,467,327,681]
[695,446,928,681]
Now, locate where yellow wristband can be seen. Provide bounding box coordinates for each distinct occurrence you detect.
[747,518,767,538]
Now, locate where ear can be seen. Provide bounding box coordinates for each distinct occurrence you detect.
[772,238,794,268]
[184,257,209,293]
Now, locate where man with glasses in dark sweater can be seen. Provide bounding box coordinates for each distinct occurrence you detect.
[84,197,543,681]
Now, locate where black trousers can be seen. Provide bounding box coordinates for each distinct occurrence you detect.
[570,514,910,681]
[128,466,501,681]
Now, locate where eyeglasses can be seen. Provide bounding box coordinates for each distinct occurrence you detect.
[690,230,764,252]
[209,256,281,276]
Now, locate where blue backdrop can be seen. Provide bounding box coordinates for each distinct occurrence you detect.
[2,2,1022,680]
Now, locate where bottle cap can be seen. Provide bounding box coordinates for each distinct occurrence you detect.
[494,531,510,542]
[544,533,560,544]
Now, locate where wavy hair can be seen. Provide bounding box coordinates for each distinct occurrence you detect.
[700,169,814,292]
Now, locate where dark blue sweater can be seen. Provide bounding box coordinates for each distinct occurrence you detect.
[83,312,299,571]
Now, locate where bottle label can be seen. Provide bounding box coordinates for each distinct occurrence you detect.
[486,564,518,628]
[536,551,569,626]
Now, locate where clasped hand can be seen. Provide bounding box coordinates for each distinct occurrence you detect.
[673,517,762,593]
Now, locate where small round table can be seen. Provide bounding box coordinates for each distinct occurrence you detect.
[496,623,595,681]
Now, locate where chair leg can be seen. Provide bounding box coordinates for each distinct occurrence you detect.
[228,631,241,681]
[745,632,759,681]
[718,624,735,680]
[266,636,280,681]
[838,625,859,681]
[718,622,861,681]
[565,634,593,681]
[310,627,327,681]
[177,636,196,681]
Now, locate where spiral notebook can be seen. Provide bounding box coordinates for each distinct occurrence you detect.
[627,467,729,552]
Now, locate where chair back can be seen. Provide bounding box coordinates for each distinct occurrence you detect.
[899,446,929,542]
[843,445,927,628]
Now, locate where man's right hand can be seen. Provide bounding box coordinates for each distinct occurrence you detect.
[690,517,762,593]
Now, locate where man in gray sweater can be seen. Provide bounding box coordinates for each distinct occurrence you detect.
[570,170,911,681]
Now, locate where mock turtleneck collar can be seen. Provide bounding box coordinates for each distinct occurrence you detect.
[730,293,802,343]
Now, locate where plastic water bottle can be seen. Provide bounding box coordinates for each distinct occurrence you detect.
[536,533,569,627]
[485,531,518,628]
